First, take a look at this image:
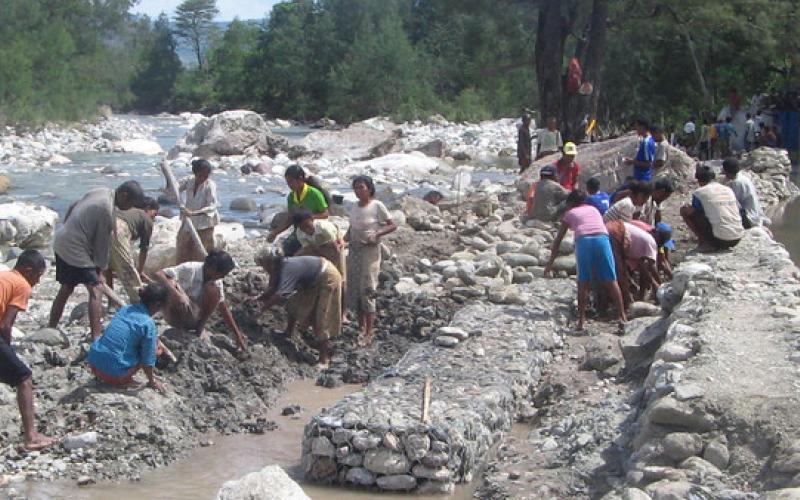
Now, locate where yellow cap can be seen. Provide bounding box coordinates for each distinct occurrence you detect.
[563,142,578,155]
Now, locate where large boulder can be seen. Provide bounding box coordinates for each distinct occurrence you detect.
[216,465,309,500]
[173,110,288,158]
[0,202,59,249]
[142,218,247,273]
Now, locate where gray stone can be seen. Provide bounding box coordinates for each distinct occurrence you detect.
[662,432,703,462]
[512,271,534,284]
[582,337,620,372]
[230,197,258,211]
[760,488,800,499]
[619,317,671,369]
[552,255,576,274]
[415,139,445,158]
[364,449,410,475]
[703,440,730,469]
[629,301,662,319]
[405,434,430,461]
[558,237,575,254]
[63,432,98,451]
[340,453,363,467]
[456,267,477,286]
[496,241,521,255]
[434,336,459,348]
[501,253,539,267]
[644,480,696,500]
[437,327,468,341]
[352,432,381,451]
[679,456,722,478]
[422,451,448,468]
[345,467,375,486]
[216,465,309,500]
[310,436,335,457]
[647,397,715,432]
[376,474,417,491]
[27,327,67,347]
[331,428,353,445]
[412,464,451,481]
[674,384,705,401]
[382,432,400,451]
[622,488,653,500]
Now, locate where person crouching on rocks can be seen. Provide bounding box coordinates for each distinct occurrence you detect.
[293,210,347,323]
[87,283,169,394]
[347,175,396,346]
[254,247,342,368]
[544,190,627,331]
[680,164,744,252]
[0,250,55,450]
[154,250,247,352]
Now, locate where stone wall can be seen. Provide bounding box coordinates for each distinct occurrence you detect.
[300,293,572,493]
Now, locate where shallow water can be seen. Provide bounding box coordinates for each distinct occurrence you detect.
[770,195,800,265]
[24,378,486,499]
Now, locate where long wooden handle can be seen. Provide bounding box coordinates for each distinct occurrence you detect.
[160,160,208,257]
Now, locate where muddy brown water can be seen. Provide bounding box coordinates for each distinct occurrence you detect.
[771,196,800,265]
[24,379,485,499]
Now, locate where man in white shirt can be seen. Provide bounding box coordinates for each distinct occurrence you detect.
[680,165,744,251]
[722,158,763,228]
[744,113,758,151]
[536,117,563,160]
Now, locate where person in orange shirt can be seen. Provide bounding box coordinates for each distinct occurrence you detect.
[0,250,56,450]
[554,142,581,190]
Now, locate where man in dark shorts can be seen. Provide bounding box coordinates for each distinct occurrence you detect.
[1,250,55,450]
[48,181,144,339]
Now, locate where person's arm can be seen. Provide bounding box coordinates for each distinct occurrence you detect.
[140,324,166,394]
[543,223,569,277]
[217,300,247,351]
[267,218,293,242]
[137,249,149,274]
[0,306,20,345]
[195,283,222,338]
[154,270,183,297]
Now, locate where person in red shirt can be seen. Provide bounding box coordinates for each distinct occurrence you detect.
[555,142,580,190]
[0,250,56,450]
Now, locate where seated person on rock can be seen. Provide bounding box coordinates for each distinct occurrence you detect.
[254,247,342,368]
[106,196,159,304]
[544,190,627,331]
[87,283,169,394]
[722,158,763,229]
[0,250,55,450]
[680,165,744,252]
[49,181,144,340]
[585,177,610,215]
[603,180,652,223]
[154,250,247,351]
[527,165,569,222]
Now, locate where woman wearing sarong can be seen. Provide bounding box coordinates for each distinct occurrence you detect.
[255,248,342,368]
[346,176,396,346]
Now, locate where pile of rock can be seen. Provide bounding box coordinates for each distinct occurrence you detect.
[0,202,58,252]
[168,110,297,160]
[740,147,799,212]
[301,297,572,493]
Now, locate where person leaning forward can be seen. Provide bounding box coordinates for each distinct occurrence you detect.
[680,164,744,252]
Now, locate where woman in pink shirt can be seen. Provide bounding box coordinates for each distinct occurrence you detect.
[545,190,627,330]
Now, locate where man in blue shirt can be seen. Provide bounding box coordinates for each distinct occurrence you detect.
[624,117,656,181]
[585,177,610,215]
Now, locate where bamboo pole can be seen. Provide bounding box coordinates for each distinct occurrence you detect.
[420,377,432,424]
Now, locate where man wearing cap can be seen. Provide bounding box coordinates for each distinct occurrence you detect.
[527,165,569,222]
[554,142,580,190]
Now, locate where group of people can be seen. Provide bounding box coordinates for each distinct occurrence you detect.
[527,116,762,331]
[1,158,400,450]
[682,110,779,160]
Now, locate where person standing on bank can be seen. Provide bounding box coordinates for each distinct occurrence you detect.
[49,181,144,340]
[517,114,533,173]
[87,283,169,394]
[268,165,330,256]
[624,117,656,181]
[0,250,55,450]
[543,190,627,331]
[347,175,396,346]
[176,159,220,264]
[536,116,564,160]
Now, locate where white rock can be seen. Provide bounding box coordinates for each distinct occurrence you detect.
[437,326,469,340]
[63,432,98,451]
[434,335,459,347]
[216,465,309,500]
[114,139,163,155]
[0,203,58,249]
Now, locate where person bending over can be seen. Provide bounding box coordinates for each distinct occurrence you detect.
[0,250,55,450]
[155,250,246,351]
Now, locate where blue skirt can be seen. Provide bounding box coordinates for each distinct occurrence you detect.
[575,234,617,282]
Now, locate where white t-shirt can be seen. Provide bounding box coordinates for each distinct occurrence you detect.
[683,121,696,134]
[655,140,669,166]
[726,172,762,226]
[693,182,745,241]
[537,129,563,154]
[163,262,225,305]
[348,200,391,244]
[603,197,636,223]
[297,220,340,247]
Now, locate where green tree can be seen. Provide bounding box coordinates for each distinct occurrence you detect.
[173,0,219,68]
[209,19,260,108]
[131,13,182,112]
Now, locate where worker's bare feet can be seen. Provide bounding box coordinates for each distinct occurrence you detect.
[24,434,56,451]
[357,332,373,347]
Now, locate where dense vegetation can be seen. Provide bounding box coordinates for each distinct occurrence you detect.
[1,0,798,128]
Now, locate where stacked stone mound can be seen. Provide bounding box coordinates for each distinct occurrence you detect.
[0,202,58,250]
[740,147,800,211]
[301,300,569,493]
[609,229,800,498]
[518,134,696,197]
[168,110,289,159]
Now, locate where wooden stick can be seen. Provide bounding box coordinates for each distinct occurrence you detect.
[160,160,207,258]
[421,377,432,424]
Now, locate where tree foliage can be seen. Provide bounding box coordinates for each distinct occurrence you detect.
[131,14,182,112]
[173,0,219,68]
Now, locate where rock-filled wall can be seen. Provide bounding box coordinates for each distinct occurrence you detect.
[300,292,573,493]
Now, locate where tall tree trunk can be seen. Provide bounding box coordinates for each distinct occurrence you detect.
[563,0,608,142]
[534,1,570,126]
